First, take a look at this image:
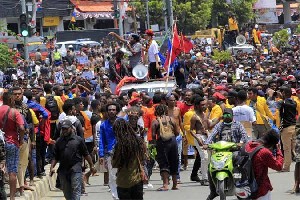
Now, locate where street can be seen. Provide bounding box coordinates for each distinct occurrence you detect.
[45,161,300,200]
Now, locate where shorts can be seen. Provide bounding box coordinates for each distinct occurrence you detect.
[5,143,19,174]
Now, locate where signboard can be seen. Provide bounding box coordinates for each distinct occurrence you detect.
[77,56,89,64]
[256,8,279,24]
[43,17,60,27]
[253,0,276,9]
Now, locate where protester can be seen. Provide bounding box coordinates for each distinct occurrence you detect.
[151,104,180,191]
[50,119,95,200]
[0,92,25,200]
[245,129,283,200]
[112,119,146,200]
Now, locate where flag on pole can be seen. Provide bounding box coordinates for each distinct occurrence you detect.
[164,23,181,69]
[159,39,179,74]
[181,34,194,53]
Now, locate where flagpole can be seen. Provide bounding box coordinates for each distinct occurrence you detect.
[164,20,175,93]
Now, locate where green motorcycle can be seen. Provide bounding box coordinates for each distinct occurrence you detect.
[208,141,240,200]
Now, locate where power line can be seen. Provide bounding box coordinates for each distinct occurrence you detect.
[0,1,21,10]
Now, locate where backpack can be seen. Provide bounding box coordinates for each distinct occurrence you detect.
[234,145,263,199]
[158,117,174,141]
[80,111,93,139]
[45,96,60,120]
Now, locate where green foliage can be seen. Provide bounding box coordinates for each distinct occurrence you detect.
[273,29,290,48]
[295,24,300,34]
[212,49,232,63]
[211,0,257,27]
[174,0,213,34]
[0,43,14,70]
[132,0,213,34]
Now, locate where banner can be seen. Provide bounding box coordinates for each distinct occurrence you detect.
[256,8,279,24]
[43,17,60,27]
[253,0,276,9]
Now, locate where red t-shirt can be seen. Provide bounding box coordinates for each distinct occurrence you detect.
[177,101,194,117]
[245,141,283,199]
[0,105,24,147]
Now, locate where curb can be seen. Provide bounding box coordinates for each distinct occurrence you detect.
[14,165,58,200]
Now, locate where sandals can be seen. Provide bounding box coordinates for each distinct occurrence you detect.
[157,187,169,191]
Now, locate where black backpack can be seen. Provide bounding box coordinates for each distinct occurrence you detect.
[45,96,59,120]
[234,145,263,199]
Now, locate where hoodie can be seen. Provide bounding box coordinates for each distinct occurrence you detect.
[245,141,283,198]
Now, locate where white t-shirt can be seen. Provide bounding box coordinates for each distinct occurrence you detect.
[148,40,160,63]
[233,105,256,122]
[236,68,244,80]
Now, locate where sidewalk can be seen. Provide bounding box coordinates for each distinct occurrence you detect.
[9,165,58,200]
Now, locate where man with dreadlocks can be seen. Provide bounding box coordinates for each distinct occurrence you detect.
[99,102,120,200]
[151,104,180,191]
[112,118,146,200]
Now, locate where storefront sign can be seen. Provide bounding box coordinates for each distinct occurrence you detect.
[43,17,60,27]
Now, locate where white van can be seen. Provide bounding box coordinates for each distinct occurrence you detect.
[56,38,100,57]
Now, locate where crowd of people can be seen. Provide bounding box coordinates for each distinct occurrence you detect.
[0,18,299,200]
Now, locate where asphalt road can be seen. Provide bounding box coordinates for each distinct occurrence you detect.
[45,161,300,200]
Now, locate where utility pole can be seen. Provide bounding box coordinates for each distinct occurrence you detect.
[146,0,150,29]
[163,0,168,32]
[118,1,123,37]
[32,0,37,35]
[132,5,137,33]
[21,0,29,60]
[169,0,174,29]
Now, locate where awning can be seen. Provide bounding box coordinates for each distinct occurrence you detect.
[70,0,113,12]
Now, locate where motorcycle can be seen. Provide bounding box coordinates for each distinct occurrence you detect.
[208,141,241,200]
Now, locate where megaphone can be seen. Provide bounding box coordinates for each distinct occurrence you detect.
[132,64,148,79]
[236,35,246,45]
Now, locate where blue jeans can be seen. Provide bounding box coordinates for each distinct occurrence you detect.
[176,135,182,180]
[59,171,82,200]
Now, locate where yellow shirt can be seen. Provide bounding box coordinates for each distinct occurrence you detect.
[246,96,274,125]
[228,17,238,31]
[252,29,260,44]
[183,109,195,146]
[40,95,64,123]
[30,109,39,126]
[225,99,234,108]
[208,104,223,121]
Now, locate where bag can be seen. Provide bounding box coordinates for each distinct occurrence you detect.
[234,145,263,199]
[80,111,93,139]
[45,96,60,120]
[158,117,174,141]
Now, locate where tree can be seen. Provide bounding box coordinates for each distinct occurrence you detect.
[132,0,213,34]
[0,43,14,70]
[273,29,290,49]
[211,0,257,27]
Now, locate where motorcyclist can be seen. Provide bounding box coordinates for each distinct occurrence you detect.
[203,108,248,200]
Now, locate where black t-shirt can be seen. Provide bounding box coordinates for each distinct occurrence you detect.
[91,113,101,126]
[279,98,297,128]
[54,134,89,173]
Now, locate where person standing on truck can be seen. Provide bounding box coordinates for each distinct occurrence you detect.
[108,32,142,72]
[143,29,162,79]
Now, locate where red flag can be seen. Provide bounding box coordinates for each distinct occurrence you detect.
[164,23,182,69]
[181,34,194,53]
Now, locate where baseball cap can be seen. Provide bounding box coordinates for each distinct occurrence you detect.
[223,108,233,115]
[61,120,72,128]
